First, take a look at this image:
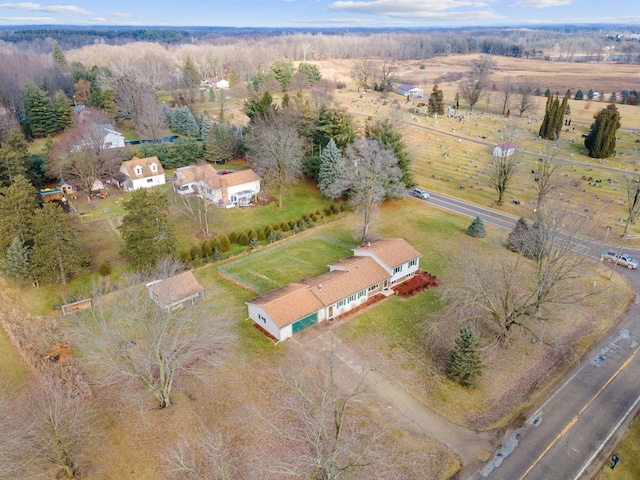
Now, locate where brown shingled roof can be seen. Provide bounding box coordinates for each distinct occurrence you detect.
[174,163,221,189]
[353,238,421,269]
[121,156,165,179]
[307,256,389,305]
[220,169,260,188]
[150,271,204,305]
[247,283,324,328]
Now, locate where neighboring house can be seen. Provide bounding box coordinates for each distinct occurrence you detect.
[216,79,230,89]
[93,123,125,149]
[58,180,76,196]
[147,270,205,311]
[246,238,421,342]
[118,156,166,191]
[493,142,517,157]
[398,84,423,98]
[202,77,216,87]
[173,163,260,206]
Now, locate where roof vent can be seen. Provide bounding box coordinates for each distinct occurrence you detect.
[318,284,322,291]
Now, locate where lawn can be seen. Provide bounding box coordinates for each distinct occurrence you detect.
[0,324,27,386]
[594,412,640,480]
[223,233,353,293]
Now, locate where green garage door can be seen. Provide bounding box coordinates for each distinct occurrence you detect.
[292,312,318,333]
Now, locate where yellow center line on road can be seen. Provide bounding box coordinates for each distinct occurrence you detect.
[518,344,640,480]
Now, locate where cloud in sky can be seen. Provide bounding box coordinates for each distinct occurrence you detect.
[110,12,134,18]
[0,14,55,21]
[329,0,503,20]
[0,2,90,14]
[290,16,409,25]
[511,0,572,7]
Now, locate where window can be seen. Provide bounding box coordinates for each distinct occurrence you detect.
[135,166,142,175]
[147,178,153,183]
[150,163,158,172]
[368,284,379,292]
[258,313,267,324]
[178,185,189,192]
[393,265,403,274]
[409,259,417,268]
[358,289,366,298]
[336,299,346,308]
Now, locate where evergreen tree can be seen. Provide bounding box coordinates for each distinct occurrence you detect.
[200,115,212,141]
[587,89,595,100]
[181,55,201,104]
[544,88,551,97]
[565,89,571,98]
[119,189,176,268]
[185,110,200,137]
[162,102,173,126]
[0,236,32,284]
[507,217,530,253]
[575,89,584,100]
[467,216,486,238]
[539,94,566,140]
[446,326,483,389]
[31,203,86,285]
[0,174,38,251]
[0,128,29,186]
[244,91,275,122]
[317,139,343,199]
[53,90,73,131]
[298,62,322,85]
[313,106,356,151]
[365,118,414,188]
[585,103,621,159]
[219,234,231,252]
[204,123,234,163]
[51,40,66,68]
[428,84,445,116]
[270,59,294,90]
[24,83,56,137]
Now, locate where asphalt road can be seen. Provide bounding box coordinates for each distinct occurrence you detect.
[410,192,640,480]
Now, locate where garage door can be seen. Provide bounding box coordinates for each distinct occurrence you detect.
[292,312,318,333]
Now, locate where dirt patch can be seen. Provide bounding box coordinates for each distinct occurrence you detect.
[46,342,74,363]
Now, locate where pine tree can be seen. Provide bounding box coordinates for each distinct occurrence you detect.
[24,83,57,137]
[0,236,32,284]
[118,189,176,268]
[162,102,173,126]
[427,84,445,115]
[0,174,38,251]
[575,89,584,100]
[317,139,343,198]
[507,217,530,253]
[0,129,29,186]
[447,326,483,389]
[585,104,621,159]
[53,90,73,131]
[219,234,231,252]
[51,40,66,68]
[204,123,234,162]
[544,88,551,97]
[200,115,212,141]
[185,110,200,137]
[587,89,595,100]
[31,203,86,285]
[467,216,486,238]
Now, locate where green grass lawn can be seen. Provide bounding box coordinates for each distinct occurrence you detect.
[594,413,640,480]
[223,234,353,293]
[0,326,27,386]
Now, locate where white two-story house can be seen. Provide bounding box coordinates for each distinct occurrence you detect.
[173,163,260,206]
[118,156,166,191]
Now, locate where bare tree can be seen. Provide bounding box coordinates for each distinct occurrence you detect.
[217,88,228,123]
[70,266,234,409]
[0,383,36,479]
[109,72,151,122]
[171,163,215,236]
[164,425,244,480]
[458,77,485,111]
[499,77,514,115]
[262,342,386,479]
[534,146,561,213]
[287,71,311,94]
[623,174,640,238]
[136,91,168,141]
[49,109,123,198]
[375,60,398,92]
[29,379,99,479]
[435,209,595,343]
[486,150,518,205]
[327,139,405,243]
[516,82,537,116]
[247,117,304,209]
[351,58,374,90]
[471,54,496,77]
[311,78,336,109]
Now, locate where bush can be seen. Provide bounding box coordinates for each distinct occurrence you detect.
[281,221,290,232]
[257,228,266,241]
[324,207,332,216]
[190,244,203,260]
[212,237,223,253]
[302,213,309,221]
[181,250,192,263]
[267,232,277,243]
[339,204,345,212]
[238,232,250,246]
[229,231,239,244]
[311,213,318,222]
[220,235,231,252]
[248,229,257,240]
[330,204,338,214]
[265,225,273,236]
[98,262,111,277]
[306,218,314,228]
[202,240,213,258]
[288,219,296,230]
[273,222,281,231]
[249,238,259,250]
[315,209,321,216]
[467,216,486,238]
[213,246,222,261]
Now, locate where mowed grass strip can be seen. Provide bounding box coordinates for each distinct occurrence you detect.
[224,236,352,293]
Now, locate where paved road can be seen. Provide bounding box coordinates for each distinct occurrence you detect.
[413,192,640,480]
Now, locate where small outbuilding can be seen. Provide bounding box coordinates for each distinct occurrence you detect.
[398,84,423,98]
[147,270,205,311]
[493,142,517,157]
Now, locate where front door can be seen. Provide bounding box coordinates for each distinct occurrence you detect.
[383,280,389,289]
[328,305,334,318]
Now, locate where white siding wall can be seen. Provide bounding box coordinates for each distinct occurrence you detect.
[227,180,261,200]
[247,304,288,341]
[390,258,419,284]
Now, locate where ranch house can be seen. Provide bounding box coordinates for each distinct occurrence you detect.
[246,238,421,342]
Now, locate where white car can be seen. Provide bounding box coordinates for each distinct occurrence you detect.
[410,188,430,200]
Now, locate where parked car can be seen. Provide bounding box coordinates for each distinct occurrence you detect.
[601,251,639,269]
[410,188,430,200]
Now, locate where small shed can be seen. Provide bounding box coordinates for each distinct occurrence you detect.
[147,271,205,311]
[493,142,517,157]
[398,84,423,98]
[38,188,63,202]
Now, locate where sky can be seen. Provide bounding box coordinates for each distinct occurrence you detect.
[0,0,638,28]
